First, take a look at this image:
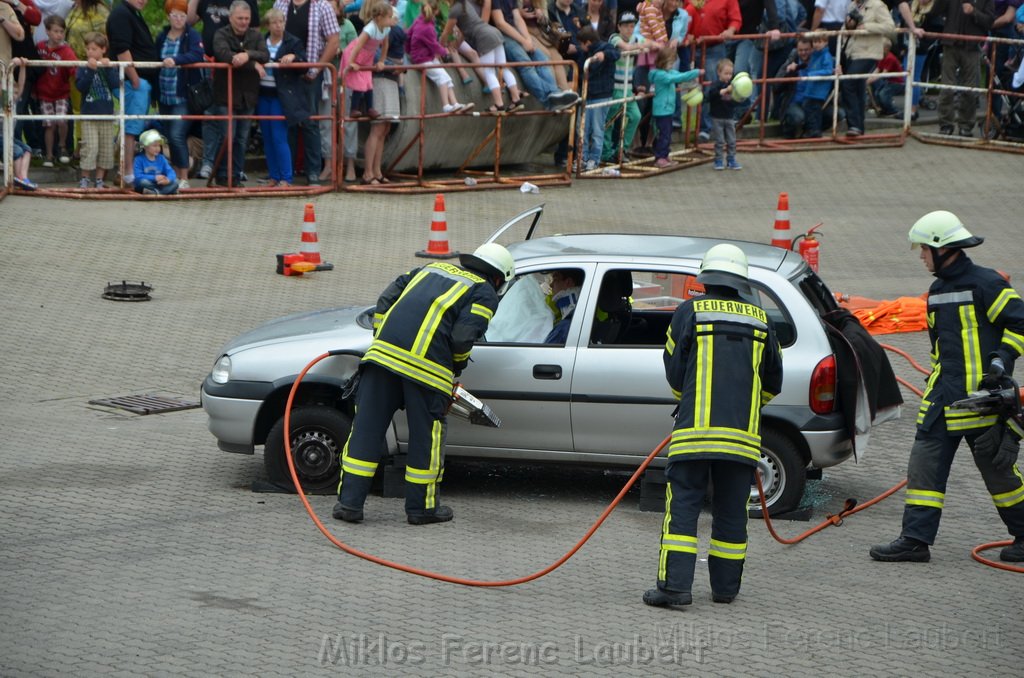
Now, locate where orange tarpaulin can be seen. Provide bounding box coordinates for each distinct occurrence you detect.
[835,293,928,335]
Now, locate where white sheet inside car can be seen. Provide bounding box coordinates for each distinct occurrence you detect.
[485,274,554,343]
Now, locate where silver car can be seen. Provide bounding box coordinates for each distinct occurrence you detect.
[201,206,885,514]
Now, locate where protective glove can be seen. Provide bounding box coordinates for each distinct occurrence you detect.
[979,357,1007,390]
[973,424,1004,463]
[993,430,1021,472]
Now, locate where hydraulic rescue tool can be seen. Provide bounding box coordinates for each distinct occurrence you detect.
[448,383,502,427]
[951,381,1024,421]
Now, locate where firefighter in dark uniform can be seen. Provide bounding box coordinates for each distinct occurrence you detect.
[871,211,1024,563]
[332,243,515,525]
[644,244,784,608]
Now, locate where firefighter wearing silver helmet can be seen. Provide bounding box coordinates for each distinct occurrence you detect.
[333,243,513,525]
[644,244,783,608]
[870,211,1024,563]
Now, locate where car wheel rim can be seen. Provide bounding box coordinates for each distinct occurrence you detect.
[291,429,339,483]
[752,452,782,509]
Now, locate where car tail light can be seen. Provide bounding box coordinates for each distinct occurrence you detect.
[809,355,836,414]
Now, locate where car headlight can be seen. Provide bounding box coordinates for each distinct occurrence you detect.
[211,355,232,384]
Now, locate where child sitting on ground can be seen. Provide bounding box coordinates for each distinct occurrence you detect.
[75,32,120,190]
[868,38,904,118]
[408,0,473,114]
[648,44,700,168]
[133,129,180,195]
[35,15,77,167]
[0,132,38,190]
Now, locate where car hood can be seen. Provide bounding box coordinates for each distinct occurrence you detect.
[223,305,374,355]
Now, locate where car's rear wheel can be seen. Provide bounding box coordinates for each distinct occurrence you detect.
[749,428,806,517]
[264,406,350,493]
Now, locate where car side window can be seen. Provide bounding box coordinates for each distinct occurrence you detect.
[587,270,796,348]
[590,269,699,346]
[485,270,585,345]
[747,285,796,348]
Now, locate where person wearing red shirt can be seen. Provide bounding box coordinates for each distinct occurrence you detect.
[34,13,76,164]
[685,0,740,140]
[868,38,905,118]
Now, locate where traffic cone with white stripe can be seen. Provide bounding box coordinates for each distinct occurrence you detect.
[771,192,793,250]
[416,193,459,259]
[300,203,322,263]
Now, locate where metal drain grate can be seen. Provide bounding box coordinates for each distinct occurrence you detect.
[102,281,153,302]
[89,394,200,415]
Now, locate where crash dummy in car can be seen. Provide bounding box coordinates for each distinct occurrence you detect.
[544,269,584,344]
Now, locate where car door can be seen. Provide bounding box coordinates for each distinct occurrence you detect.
[442,263,596,458]
[569,264,698,463]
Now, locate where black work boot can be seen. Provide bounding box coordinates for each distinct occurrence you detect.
[407,505,454,525]
[332,501,364,523]
[999,537,1024,562]
[869,536,931,562]
[642,588,692,608]
[712,593,736,604]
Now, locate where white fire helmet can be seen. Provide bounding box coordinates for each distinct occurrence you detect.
[908,210,984,250]
[697,243,751,294]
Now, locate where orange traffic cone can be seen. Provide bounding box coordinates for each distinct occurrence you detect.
[771,192,792,250]
[416,194,459,259]
[300,203,322,263]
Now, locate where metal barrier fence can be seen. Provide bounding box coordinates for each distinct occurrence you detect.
[3,28,1023,198]
[573,26,1024,172]
[575,52,706,179]
[336,58,581,193]
[2,58,336,198]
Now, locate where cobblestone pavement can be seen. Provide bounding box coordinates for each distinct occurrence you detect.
[2,140,1023,677]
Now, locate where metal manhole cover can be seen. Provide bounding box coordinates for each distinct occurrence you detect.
[102,281,153,301]
[89,394,200,415]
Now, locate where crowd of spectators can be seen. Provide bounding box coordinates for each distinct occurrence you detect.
[2,0,1024,192]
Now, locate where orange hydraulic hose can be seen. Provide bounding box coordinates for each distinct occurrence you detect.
[756,474,908,545]
[753,342,926,544]
[280,346,1020,576]
[880,343,931,376]
[283,351,670,587]
[972,540,1024,571]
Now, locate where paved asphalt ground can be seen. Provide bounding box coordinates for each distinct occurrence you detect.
[2,139,1023,676]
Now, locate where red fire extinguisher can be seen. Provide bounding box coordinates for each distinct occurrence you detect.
[794,223,824,272]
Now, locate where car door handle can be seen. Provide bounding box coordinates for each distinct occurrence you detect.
[533,364,562,380]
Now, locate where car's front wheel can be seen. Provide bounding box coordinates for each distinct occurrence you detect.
[264,406,350,493]
[749,428,807,516]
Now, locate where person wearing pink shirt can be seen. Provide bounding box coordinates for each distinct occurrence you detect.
[407,0,473,113]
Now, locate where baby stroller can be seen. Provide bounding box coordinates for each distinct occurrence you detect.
[999,92,1024,140]
[984,51,1024,141]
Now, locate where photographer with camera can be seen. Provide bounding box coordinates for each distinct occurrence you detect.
[926,0,995,136]
[839,0,894,135]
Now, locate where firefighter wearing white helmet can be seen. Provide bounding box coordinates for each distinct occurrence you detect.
[644,244,783,608]
[334,243,511,526]
[871,212,1024,563]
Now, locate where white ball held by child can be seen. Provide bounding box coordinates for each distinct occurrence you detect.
[683,87,703,108]
[731,72,753,102]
